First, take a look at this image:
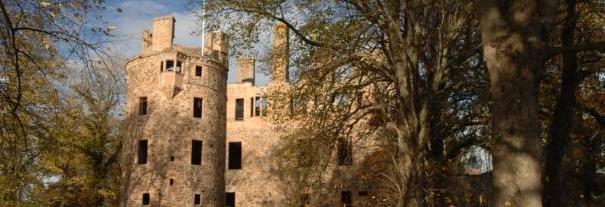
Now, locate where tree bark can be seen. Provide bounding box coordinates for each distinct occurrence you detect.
[581,136,599,207]
[478,0,557,206]
[543,0,580,206]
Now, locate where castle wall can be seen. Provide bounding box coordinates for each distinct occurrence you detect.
[223,83,288,206]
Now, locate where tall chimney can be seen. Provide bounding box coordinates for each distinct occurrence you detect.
[141,29,152,53]
[271,23,289,83]
[236,56,255,85]
[203,32,229,65]
[151,15,175,51]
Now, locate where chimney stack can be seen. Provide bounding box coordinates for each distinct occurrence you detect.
[203,32,229,65]
[141,30,152,53]
[151,15,175,51]
[271,23,289,83]
[236,56,255,85]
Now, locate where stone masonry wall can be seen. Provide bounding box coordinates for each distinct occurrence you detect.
[225,83,288,206]
[151,15,175,52]
[124,47,227,207]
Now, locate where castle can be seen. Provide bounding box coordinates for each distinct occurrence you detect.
[122,15,372,207]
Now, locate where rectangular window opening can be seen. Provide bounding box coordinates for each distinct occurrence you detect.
[195,66,202,77]
[235,98,244,121]
[255,97,261,116]
[337,138,353,166]
[261,97,268,116]
[142,193,150,205]
[228,142,242,169]
[250,97,254,117]
[191,140,202,165]
[341,191,352,207]
[297,150,312,167]
[301,193,310,205]
[137,140,148,165]
[225,192,235,207]
[176,61,182,73]
[193,98,203,118]
[166,60,174,71]
[288,98,294,115]
[194,194,201,205]
[139,97,147,115]
[160,61,163,72]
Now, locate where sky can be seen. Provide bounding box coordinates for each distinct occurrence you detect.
[103,0,269,85]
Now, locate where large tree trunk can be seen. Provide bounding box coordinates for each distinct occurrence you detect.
[399,142,419,207]
[543,0,580,206]
[581,135,600,207]
[382,0,426,205]
[478,0,557,206]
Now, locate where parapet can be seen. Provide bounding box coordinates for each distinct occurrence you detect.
[135,15,230,69]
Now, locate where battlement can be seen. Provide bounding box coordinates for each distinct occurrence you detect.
[138,15,229,66]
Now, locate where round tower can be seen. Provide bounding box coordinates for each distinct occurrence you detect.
[123,15,228,207]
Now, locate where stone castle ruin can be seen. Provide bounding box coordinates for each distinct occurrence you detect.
[122,15,374,207]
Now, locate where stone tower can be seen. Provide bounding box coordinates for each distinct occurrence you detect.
[123,15,228,207]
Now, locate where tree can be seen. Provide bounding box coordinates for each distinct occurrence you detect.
[477,0,558,206]
[35,58,125,207]
[542,0,605,206]
[203,0,483,206]
[0,0,114,205]
[201,0,605,206]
